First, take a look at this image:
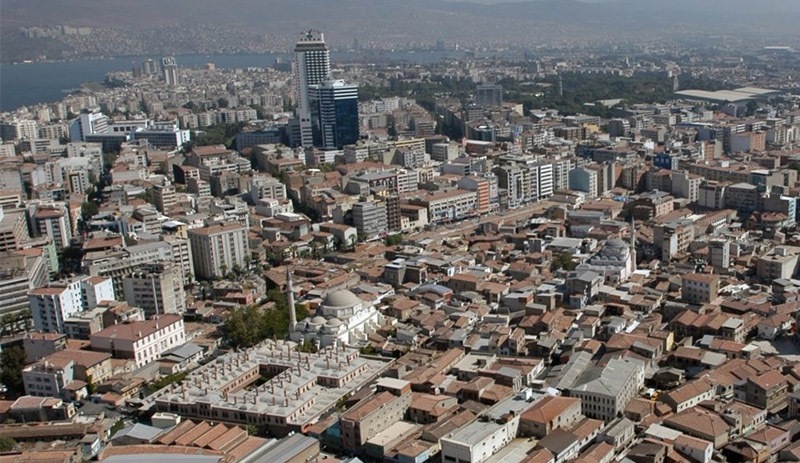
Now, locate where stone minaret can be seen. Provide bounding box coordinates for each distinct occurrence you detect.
[286,267,297,333]
[630,214,637,273]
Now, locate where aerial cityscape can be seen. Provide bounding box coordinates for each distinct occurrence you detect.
[2,1,800,462]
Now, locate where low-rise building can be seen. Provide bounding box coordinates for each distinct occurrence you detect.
[146,340,389,437]
[681,274,720,304]
[340,385,412,452]
[519,395,583,438]
[89,315,185,368]
[569,358,645,422]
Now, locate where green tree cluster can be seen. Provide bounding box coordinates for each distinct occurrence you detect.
[182,122,245,150]
[0,436,16,452]
[297,340,318,353]
[110,419,125,437]
[149,372,188,392]
[0,346,25,397]
[225,288,310,348]
[81,201,99,221]
[551,252,577,272]
[384,233,404,246]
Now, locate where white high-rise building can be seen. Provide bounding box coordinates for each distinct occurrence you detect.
[33,206,73,251]
[80,276,116,310]
[68,111,109,142]
[29,275,116,333]
[29,281,82,333]
[293,30,331,148]
[162,57,179,86]
[1,119,39,141]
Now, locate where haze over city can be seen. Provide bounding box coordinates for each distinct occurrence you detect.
[1,2,800,463]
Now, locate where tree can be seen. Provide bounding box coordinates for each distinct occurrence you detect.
[745,100,759,117]
[110,419,125,437]
[182,101,199,112]
[86,374,97,395]
[384,233,404,246]
[250,104,266,119]
[81,201,99,221]
[148,372,188,393]
[550,252,577,272]
[0,346,26,398]
[359,344,377,356]
[297,340,318,353]
[225,305,264,348]
[0,436,15,452]
[225,290,311,348]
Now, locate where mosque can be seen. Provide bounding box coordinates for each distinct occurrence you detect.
[574,218,637,284]
[286,269,382,348]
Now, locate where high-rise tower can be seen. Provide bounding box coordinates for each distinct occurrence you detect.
[310,80,359,150]
[293,30,331,148]
[162,57,179,86]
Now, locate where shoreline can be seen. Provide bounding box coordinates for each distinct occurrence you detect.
[0,48,468,66]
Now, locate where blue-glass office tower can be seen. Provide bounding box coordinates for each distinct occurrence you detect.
[310,80,360,150]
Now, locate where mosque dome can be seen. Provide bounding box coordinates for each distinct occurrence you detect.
[322,290,362,309]
[605,239,628,248]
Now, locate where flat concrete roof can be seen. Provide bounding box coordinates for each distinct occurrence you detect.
[675,87,780,104]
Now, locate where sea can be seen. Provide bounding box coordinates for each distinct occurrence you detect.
[0,51,467,112]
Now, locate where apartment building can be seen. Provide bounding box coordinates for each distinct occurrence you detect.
[411,189,478,224]
[122,262,186,317]
[188,222,249,280]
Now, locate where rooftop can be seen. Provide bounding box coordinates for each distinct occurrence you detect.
[92,315,182,342]
[146,341,389,427]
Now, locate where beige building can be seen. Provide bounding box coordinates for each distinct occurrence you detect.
[122,262,186,317]
[569,358,645,422]
[681,273,720,304]
[0,209,30,252]
[519,395,583,438]
[340,385,412,452]
[148,341,389,437]
[152,184,176,214]
[188,222,249,280]
[34,206,72,251]
[90,315,185,368]
[756,246,800,282]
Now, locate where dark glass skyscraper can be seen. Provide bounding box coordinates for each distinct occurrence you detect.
[310,80,360,150]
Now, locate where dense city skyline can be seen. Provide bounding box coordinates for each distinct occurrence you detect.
[2,3,800,463]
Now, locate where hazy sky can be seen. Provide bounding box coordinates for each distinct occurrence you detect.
[441,0,613,3]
